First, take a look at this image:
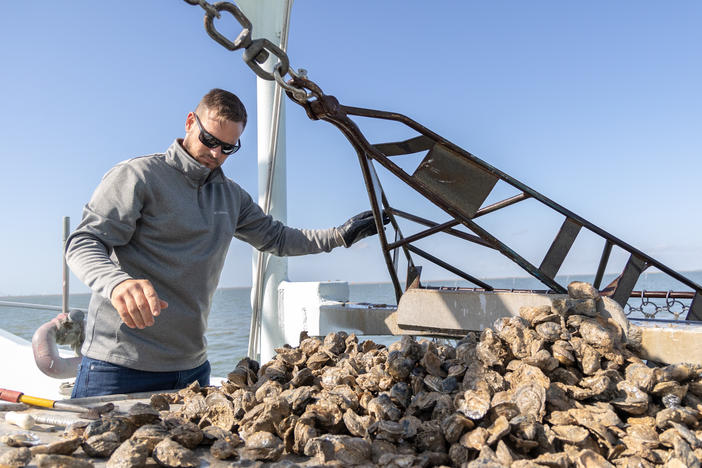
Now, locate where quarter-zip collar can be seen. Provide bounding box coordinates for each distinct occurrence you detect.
[165,139,224,186]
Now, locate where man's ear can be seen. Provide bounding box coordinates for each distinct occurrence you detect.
[185,112,195,132]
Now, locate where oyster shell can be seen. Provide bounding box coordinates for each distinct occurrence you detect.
[0,447,32,467]
[35,454,95,468]
[29,436,82,456]
[105,438,149,468]
[239,431,283,461]
[81,432,121,458]
[304,434,371,465]
[152,437,199,467]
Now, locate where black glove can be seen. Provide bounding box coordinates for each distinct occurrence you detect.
[336,210,390,247]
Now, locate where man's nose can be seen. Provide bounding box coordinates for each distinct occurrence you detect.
[209,146,224,159]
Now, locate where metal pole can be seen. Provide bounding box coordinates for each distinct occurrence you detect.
[62,217,70,315]
[238,0,293,362]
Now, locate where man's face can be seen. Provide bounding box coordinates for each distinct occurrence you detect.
[183,108,245,170]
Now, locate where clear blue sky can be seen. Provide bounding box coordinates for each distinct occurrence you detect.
[0,1,700,295]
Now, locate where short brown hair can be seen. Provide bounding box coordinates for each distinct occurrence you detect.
[196,88,247,128]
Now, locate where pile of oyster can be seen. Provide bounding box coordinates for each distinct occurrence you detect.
[3,281,702,467]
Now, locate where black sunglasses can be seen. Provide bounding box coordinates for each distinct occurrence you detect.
[193,113,241,155]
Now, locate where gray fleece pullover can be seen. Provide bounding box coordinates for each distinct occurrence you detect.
[66,140,343,371]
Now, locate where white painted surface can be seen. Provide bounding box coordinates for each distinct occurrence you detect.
[238,0,291,363]
[0,329,73,401]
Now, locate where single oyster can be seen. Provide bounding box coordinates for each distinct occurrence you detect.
[0,447,32,467]
[239,431,283,461]
[126,402,160,427]
[199,391,236,431]
[81,431,121,458]
[169,421,203,449]
[83,417,135,442]
[343,409,371,438]
[1,433,39,448]
[129,424,169,454]
[367,393,402,421]
[105,438,150,468]
[36,454,95,468]
[210,437,239,460]
[441,413,474,444]
[304,434,371,466]
[152,437,199,467]
[29,436,82,456]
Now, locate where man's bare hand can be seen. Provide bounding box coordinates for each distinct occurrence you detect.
[110,279,168,329]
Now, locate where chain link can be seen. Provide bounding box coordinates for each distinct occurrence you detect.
[184,0,221,19]
[183,0,311,98]
[274,64,311,102]
[624,290,690,320]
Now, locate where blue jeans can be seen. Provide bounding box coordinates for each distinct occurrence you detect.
[71,357,210,398]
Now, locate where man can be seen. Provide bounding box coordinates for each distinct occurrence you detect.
[66,88,382,398]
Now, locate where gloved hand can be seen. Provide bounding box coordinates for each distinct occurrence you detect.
[336,210,390,247]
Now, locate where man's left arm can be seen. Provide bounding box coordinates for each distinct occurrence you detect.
[233,190,384,256]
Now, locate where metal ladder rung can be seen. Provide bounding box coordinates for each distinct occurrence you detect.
[605,254,649,307]
[373,135,434,157]
[539,217,582,279]
[685,292,702,321]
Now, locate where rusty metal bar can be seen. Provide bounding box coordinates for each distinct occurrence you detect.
[357,152,403,302]
[593,240,613,290]
[424,286,695,300]
[379,190,415,275]
[632,290,696,299]
[458,216,567,293]
[473,193,530,219]
[405,245,493,290]
[685,293,702,321]
[386,219,464,251]
[604,255,650,307]
[539,218,582,279]
[373,135,434,157]
[389,209,493,248]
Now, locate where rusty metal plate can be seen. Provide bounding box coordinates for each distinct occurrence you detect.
[411,143,498,219]
[686,292,702,321]
[539,217,582,278]
[611,255,649,307]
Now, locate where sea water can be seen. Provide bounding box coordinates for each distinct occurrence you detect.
[1,271,701,378]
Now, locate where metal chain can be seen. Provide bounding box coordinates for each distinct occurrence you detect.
[183,0,313,101]
[183,0,221,19]
[624,290,690,320]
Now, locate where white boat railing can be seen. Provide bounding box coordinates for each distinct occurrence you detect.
[0,301,87,313]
